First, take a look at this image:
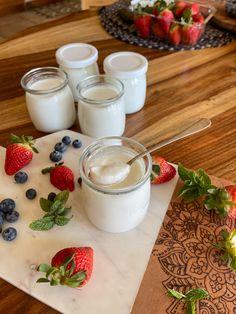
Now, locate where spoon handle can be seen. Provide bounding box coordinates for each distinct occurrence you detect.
[127,118,211,165]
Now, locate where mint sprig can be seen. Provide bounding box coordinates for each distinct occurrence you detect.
[167,288,209,314]
[29,190,72,231]
[177,164,214,202]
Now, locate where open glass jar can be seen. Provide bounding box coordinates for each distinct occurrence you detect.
[21,67,76,133]
[79,137,152,233]
[77,75,126,138]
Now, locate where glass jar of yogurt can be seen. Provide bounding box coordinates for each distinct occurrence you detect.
[79,137,152,233]
[77,75,126,138]
[56,43,99,101]
[103,51,148,114]
[21,67,76,133]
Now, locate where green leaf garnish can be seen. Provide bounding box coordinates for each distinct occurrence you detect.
[29,190,72,231]
[167,288,208,314]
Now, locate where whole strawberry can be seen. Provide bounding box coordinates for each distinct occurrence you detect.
[151,156,176,184]
[5,134,38,175]
[42,163,75,192]
[134,14,152,38]
[37,247,94,288]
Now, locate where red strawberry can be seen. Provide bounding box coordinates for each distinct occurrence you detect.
[181,23,200,45]
[189,3,200,16]
[174,1,188,18]
[193,13,205,24]
[4,134,38,175]
[151,156,176,184]
[134,14,152,38]
[159,8,174,34]
[37,247,94,288]
[225,186,236,218]
[152,21,165,39]
[168,23,181,45]
[42,163,75,192]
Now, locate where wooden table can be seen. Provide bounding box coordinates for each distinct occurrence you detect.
[0,7,235,313]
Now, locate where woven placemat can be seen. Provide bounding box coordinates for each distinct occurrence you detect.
[132,177,236,313]
[100,0,236,51]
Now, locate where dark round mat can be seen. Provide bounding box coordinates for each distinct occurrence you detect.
[100,0,236,51]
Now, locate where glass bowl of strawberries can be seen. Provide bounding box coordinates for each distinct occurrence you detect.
[130,0,216,46]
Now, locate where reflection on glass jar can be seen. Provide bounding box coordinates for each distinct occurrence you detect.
[21,67,76,133]
[79,137,152,233]
[77,75,126,138]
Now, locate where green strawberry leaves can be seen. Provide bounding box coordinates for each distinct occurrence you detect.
[213,229,236,270]
[37,253,87,288]
[10,133,39,153]
[29,190,72,231]
[167,288,209,314]
[150,164,160,182]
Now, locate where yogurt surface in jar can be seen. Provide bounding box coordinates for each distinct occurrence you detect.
[79,137,152,233]
[77,75,126,138]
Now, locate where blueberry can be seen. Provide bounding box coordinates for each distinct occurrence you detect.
[14,171,28,184]
[62,136,71,145]
[0,214,4,226]
[5,211,19,223]
[0,198,16,214]
[26,188,37,200]
[2,227,17,241]
[72,139,82,149]
[50,150,62,162]
[54,142,67,153]
[47,192,56,202]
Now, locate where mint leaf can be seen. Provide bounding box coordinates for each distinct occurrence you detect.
[54,215,71,226]
[55,190,69,205]
[50,200,64,213]
[185,288,209,301]
[186,301,195,314]
[29,216,54,231]
[167,289,186,299]
[40,198,52,212]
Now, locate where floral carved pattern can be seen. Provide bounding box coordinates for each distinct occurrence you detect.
[152,198,236,314]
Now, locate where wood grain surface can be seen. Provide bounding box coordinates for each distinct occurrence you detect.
[212,2,236,32]
[0,7,235,313]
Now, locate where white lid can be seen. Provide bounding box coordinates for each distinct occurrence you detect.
[56,43,98,69]
[103,51,148,79]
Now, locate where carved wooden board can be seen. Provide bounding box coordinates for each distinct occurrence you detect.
[212,2,236,32]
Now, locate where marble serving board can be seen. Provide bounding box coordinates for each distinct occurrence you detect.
[0,130,179,314]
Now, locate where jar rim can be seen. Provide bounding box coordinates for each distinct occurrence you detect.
[79,136,152,195]
[21,67,69,95]
[76,75,124,106]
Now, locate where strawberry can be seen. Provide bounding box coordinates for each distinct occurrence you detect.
[151,156,176,184]
[152,21,165,39]
[37,247,94,288]
[168,23,181,45]
[134,14,152,38]
[42,163,75,192]
[174,1,188,18]
[159,8,174,34]
[181,23,200,45]
[193,13,205,24]
[205,185,236,218]
[4,134,38,175]
[188,2,200,16]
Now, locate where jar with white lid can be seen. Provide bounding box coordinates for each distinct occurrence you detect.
[103,51,148,114]
[56,43,99,101]
[77,75,126,138]
[21,67,76,133]
[79,137,152,233]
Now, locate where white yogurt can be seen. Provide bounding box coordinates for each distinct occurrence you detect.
[56,43,99,101]
[104,52,148,114]
[77,75,125,138]
[21,67,76,133]
[79,137,152,233]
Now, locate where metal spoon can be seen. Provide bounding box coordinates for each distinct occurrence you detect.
[89,118,211,185]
